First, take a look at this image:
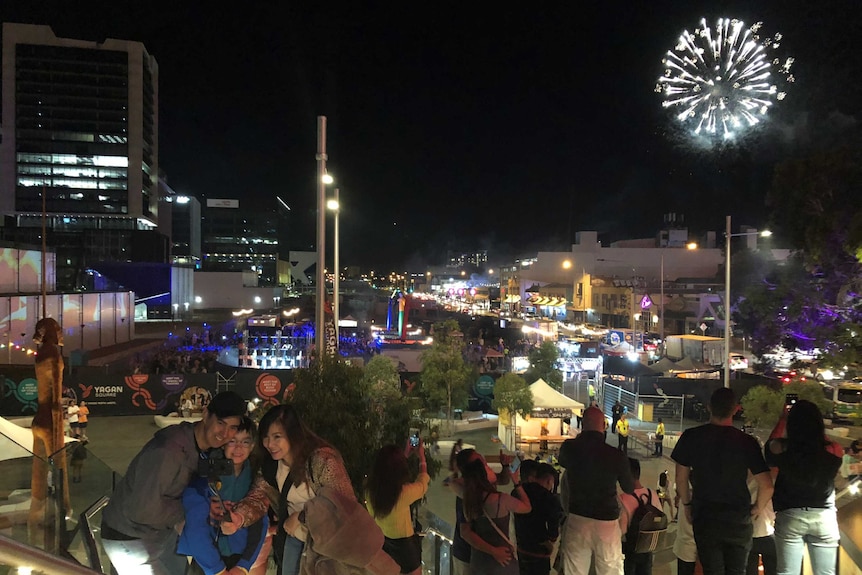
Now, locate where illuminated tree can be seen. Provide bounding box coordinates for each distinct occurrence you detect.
[735,143,862,372]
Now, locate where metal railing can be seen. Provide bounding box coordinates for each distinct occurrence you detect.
[0,532,99,574]
[601,383,686,433]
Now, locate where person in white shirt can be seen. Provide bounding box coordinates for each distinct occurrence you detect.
[67,400,81,438]
[673,478,697,575]
[619,458,663,575]
[181,397,193,418]
[747,473,776,575]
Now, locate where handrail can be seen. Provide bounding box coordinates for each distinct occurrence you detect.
[80,495,111,572]
[0,532,98,574]
[424,527,454,575]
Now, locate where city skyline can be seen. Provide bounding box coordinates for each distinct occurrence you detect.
[1,2,859,269]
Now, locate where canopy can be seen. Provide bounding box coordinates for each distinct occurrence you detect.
[484,348,504,358]
[527,296,568,307]
[673,357,704,371]
[649,357,679,374]
[603,355,657,378]
[530,379,584,410]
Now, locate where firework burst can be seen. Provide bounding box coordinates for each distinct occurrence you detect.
[656,17,794,142]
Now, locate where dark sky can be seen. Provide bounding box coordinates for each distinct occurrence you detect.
[3,2,860,269]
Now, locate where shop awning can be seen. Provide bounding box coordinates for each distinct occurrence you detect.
[529,296,567,306]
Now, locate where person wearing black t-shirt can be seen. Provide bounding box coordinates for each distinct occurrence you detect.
[765,400,843,575]
[672,388,773,575]
[559,406,635,575]
[513,462,564,575]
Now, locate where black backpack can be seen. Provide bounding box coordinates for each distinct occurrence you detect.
[622,489,669,554]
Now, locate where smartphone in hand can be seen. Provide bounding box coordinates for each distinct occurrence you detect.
[509,456,522,474]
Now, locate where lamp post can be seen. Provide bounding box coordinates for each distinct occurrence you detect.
[723,215,772,388]
[659,254,664,346]
[315,116,329,357]
[327,189,340,351]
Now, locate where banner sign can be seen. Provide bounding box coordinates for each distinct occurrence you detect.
[531,408,573,419]
[0,365,296,417]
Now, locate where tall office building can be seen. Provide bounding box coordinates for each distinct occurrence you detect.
[201,199,281,286]
[0,23,164,289]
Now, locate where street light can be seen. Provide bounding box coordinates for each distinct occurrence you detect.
[315,116,329,357]
[327,189,340,351]
[724,215,772,388]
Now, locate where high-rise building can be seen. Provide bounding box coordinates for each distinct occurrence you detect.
[201,198,281,286]
[0,23,164,289]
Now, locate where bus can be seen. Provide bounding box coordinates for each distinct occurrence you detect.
[823,380,862,423]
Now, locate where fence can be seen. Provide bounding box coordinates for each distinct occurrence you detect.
[600,383,686,433]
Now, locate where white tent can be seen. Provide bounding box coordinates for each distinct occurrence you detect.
[498,379,585,450]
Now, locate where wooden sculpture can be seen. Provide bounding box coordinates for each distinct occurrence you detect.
[29,317,70,542]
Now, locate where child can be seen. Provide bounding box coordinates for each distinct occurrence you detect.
[443,438,464,485]
[70,440,88,483]
[178,417,269,575]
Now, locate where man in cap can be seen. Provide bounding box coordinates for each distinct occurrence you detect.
[101,391,247,575]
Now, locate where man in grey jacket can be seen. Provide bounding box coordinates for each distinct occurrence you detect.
[101,391,246,575]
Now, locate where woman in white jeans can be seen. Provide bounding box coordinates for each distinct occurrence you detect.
[765,400,843,575]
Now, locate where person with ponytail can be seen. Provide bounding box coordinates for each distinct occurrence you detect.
[365,441,430,574]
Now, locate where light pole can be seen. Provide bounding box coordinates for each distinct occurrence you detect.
[327,189,340,351]
[659,253,664,346]
[724,215,772,388]
[315,116,329,357]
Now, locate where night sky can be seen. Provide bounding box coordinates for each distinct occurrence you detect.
[2,2,860,269]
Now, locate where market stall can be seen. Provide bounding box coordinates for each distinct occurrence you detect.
[497,378,585,451]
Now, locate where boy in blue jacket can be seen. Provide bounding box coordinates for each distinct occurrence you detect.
[179,417,268,575]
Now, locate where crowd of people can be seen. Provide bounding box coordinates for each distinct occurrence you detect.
[96,385,845,575]
[442,387,842,575]
[129,346,222,375]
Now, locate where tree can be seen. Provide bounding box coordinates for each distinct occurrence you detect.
[739,385,783,429]
[287,356,382,496]
[736,252,862,371]
[492,372,533,449]
[524,341,563,391]
[768,145,862,267]
[735,143,862,372]
[740,380,832,431]
[361,355,412,447]
[419,319,473,436]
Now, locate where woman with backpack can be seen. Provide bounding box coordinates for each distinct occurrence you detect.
[619,458,665,575]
